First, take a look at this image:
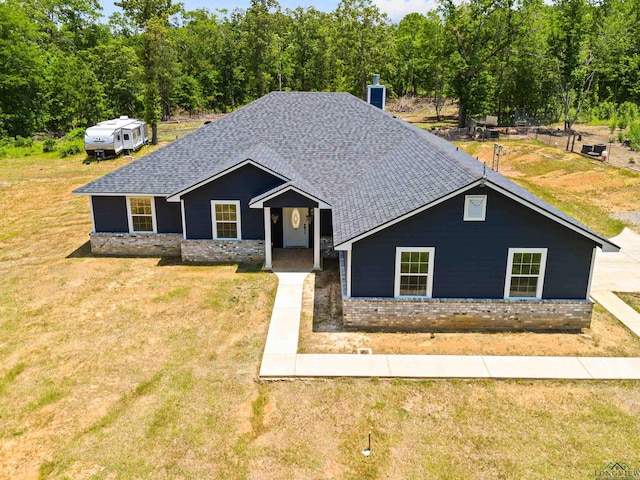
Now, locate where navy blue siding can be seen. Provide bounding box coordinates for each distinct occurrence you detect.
[350,187,595,299]
[321,209,333,237]
[92,196,128,232]
[183,164,285,239]
[369,87,385,109]
[264,190,318,208]
[155,198,182,233]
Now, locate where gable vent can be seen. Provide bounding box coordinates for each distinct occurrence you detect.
[464,195,487,221]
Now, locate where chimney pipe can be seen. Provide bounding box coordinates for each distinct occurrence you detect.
[367,74,386,110]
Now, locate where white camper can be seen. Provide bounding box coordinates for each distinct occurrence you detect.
[84,116,148,159]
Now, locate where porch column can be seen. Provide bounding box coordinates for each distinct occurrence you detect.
[313,207,321,270]
[264,207,272,270]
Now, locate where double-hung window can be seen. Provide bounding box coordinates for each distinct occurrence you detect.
[127,197,156,232]
[211,201,242,239]
[504,248,547,299]
[394,247,435,297]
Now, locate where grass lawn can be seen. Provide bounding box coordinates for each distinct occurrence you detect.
[615,292,640,314]
[2,131,640,479]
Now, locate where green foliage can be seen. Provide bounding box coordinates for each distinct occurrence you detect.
[591,100,616,121]
[0,0,639,139]
[59,142,82,157]
[42,138,57,152]
[65,128,86,141]
[14,136,32,148]
[627,121,640,151]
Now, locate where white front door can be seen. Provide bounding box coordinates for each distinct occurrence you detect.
[283,207,309,247]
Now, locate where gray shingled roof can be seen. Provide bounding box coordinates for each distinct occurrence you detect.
[74,91,616,250]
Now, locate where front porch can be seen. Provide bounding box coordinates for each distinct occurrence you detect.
[263,206,322,270]
[269,248,314,272]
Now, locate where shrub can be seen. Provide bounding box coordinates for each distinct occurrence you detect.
[65,128,86,141]
[14,136,32,147]
[618,131,626,143]
[59,143,81,158]
[627,121,640,151]
[593,100,616,121]
[43,138,57,153]
[618,102,639,121]
[617,115,629,130]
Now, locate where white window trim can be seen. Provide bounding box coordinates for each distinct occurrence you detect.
[394,247,435,298]
[504,248,548,299]
[126,196,157,233]
[464,194,487,221]
[211,200,242,240]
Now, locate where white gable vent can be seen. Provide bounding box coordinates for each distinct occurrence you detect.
[464,195,487,221]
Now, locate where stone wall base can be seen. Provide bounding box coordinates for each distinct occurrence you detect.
[181,239,264,263]
[90,233,182,257]
[342,297,593,333]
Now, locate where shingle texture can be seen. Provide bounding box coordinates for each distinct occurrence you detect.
[75,91,612,248]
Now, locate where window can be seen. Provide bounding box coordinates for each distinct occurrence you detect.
[504,248,547,299]
[123,133,130,140]
[127,197,156,233]
[464,195,487,221]
[211,201,241,239]
[394,247,435,297]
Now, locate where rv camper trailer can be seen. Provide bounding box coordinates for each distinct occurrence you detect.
[84,116,148,159]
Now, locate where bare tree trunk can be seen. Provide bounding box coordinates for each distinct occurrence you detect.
[151,123,158,145]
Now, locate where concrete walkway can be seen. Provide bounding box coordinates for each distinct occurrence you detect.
[259,229,640,380]
[591,228,640,337]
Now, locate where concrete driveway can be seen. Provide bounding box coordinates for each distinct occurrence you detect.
[591,228,640,337]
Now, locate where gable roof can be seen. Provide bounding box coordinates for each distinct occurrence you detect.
[74,91,618,252]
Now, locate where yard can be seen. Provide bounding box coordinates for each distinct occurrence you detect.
[1,132,640,479]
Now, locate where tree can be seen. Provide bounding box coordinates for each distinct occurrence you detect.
[242,0,281,98]
[440,0,529,127]
[44,51,106,133]
[549,0,596,141]
[0,1,45,137]
[115,0,182,144]
[89,40,144,117]
[286,7,331,91]
[328,0,393,97]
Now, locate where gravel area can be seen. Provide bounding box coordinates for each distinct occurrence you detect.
[611,212,640,233]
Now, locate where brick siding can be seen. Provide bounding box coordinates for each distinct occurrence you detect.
[342,297,593,332]
[181,239,265,263]
[90,233,182,256]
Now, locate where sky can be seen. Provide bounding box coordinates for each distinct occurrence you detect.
[100,0,439,23]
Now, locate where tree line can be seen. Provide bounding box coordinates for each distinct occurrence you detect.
[1,0,639,140]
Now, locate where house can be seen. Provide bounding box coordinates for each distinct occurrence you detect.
[73,89,619,332]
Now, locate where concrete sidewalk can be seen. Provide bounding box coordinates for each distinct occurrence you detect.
[591,228,640,337]
[259,228,640,380]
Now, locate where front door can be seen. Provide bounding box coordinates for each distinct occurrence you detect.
[283,207,308,247]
